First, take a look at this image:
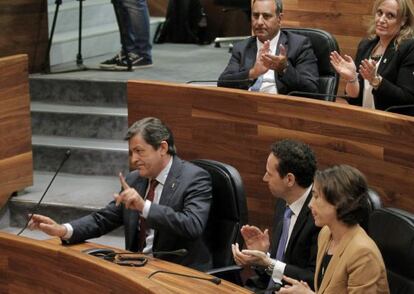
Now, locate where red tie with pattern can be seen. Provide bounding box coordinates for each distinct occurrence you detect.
[138,179,158,251]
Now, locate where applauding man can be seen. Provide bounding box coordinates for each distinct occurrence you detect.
[232,140,320,291]
[29,117,213,271]
[218,0,319,94]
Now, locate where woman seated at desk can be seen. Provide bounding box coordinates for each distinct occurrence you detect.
[279,165,389,294]
[330,0,414,110]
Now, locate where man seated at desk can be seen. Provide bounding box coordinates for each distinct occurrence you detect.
[28,117,213,271]
[218,0,319,95]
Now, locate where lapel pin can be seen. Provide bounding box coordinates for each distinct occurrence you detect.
[383,58,387,63]
[171,182,176,189]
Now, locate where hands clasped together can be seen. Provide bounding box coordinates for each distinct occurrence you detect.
[330,51,378,84]
[250,41,288,79]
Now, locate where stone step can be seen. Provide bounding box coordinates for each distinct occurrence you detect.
[8,171,120,226]
[47,0,116,34]
[31,102,128,140]
[29,78,127,107]
[32,135,129,176]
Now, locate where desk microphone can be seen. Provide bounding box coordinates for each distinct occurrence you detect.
[186,78,253,85]
[287,91,350,101]
[17,149,71,236]
[148,270,222,285]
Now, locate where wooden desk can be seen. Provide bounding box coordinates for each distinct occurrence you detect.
[0,232,249,293]
[127,81,414,229]
[0,54,33,208]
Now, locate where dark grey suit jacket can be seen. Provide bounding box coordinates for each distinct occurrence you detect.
[254,191,319,290]
[350,37,414,110]
[66,156,213,271]
[217,30,319,94]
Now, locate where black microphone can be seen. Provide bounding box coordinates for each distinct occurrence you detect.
[17,149,71,236]
[148,270,222,285]
[186,78,253,85]
[287,91,350,101]
[254,283,282,293]
[83,248,188,260]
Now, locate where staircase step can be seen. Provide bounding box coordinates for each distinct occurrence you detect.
[31,102,128,140]
[29,78,127,107]
[8,171,120,226]
[48,0,116,34]
[32,135,129,176]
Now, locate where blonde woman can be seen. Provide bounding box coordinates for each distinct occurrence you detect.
[331,0,414,110]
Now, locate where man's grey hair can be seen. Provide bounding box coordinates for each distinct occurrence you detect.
[125,117,176,155]
[252,0,283,14]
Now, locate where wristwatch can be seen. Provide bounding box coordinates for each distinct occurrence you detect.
[370,74,382,90]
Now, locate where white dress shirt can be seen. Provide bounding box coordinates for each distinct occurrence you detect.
[271,185,312,284]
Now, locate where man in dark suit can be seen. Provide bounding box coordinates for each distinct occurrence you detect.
[232,139,319,290]
[218,0,319,95]
[28,117,213,271]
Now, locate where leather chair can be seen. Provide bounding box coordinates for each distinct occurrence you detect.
[368,208,414,294]
[360,188,382,231]
[284,28,340,101]
[192,159,248,285]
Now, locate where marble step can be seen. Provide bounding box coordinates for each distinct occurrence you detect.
[29,78,127,107]
[31,102,128,140]
[7,171,120,226]
[32,135,129,176]
[47,0,116,34]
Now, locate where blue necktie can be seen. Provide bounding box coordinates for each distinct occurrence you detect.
[266,206,293,293]
[249,75,263,92]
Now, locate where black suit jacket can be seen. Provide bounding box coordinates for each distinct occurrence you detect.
[350,37,414,110]
[254,191,319,290]
[67,156,213,271]
[217,30,319,95]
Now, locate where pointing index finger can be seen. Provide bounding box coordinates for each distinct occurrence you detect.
[119,172,130,190]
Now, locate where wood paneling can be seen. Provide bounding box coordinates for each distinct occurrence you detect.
[0,1,48,73]
[0,232,250,293]
[127,81,414,230]
[0,55,33,208]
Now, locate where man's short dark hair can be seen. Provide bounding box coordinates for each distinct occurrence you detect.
[271,139,316,188]
[125,117,176,155]
[252,0,284,14]
[314,165,370,226]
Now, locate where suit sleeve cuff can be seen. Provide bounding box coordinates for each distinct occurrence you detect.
[62,223,73,240]
[142,200,151,218]
[271,260,286,283]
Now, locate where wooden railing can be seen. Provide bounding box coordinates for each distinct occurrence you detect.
[0,54,33,208]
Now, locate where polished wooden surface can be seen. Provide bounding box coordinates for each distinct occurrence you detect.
[0,55,33,209]
[127,80,414,230]
[0,232,249,294]
[0,1,49,73]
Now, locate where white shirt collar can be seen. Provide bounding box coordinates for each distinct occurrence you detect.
[154,156,173,186]
[289,185,312,216]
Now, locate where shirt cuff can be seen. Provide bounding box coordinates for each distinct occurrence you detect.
[271,260,286,284]
[62,223,73,240]
[142,200,151,218]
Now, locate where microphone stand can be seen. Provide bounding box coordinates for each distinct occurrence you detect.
[42,0,132,74]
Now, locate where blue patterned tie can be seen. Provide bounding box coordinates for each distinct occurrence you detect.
[266,206,293,293]
[249,75,263,92]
